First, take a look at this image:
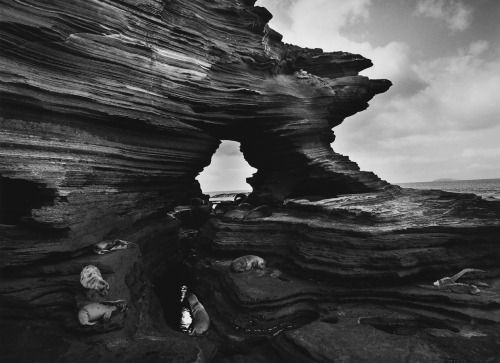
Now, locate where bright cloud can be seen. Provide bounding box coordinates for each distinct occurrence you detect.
[334,40,500,182]
[259,0,410,82]
[415,0,473,32]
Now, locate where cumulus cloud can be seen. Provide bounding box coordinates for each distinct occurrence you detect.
[334,40,500,182]
[415,0,473,32]
[259,0,411,86]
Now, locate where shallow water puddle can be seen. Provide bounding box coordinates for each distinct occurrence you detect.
[179,285,193,333]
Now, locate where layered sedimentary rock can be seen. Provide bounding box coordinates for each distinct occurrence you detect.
[1,0,499,362]
[195,188,500,361]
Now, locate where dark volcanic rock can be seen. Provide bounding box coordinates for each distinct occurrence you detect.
[1,0,499,362]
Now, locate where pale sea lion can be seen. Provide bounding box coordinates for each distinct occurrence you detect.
[187,293,210,336]
[244,205,273,220]
[433,268,484,287]
[92,239,135,255]
[231,255,266,272]
[80,265,109,296]
[78,300,127,326]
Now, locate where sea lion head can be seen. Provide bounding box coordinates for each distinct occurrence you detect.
[256,258,266,269]
[231,259,247,272]
[187,293,198,305]
[114,300,128,311]
[469,285,480,295]
[96,280,110,296]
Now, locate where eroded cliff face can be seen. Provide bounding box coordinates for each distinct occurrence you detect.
[1,0,499,362]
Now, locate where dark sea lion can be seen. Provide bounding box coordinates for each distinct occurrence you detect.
[80,265,109,296]
[231,255,266,272]
[78,300,127,325]
[214,202,234,216]
[244,205,273,219]
[222,203,253,221]
[234,193,247,204]
[190,197,206,207]
[187,293,210,336]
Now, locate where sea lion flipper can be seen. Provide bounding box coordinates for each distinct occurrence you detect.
[450,268,485,283]
[103,309,113,320]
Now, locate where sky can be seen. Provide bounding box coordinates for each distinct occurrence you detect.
[197,0,500,191]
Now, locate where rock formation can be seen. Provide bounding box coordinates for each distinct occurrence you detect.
[1,0,499,362]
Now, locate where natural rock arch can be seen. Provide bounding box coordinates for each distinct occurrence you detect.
[1,0,499,362]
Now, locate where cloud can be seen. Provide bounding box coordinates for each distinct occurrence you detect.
[259,0,411,85]
[333,40,500,182]
[415,0,473,32]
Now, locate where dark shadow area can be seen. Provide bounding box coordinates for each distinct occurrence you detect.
[0,176,56,225]
[153,264,196,332]
[359,317,459,336]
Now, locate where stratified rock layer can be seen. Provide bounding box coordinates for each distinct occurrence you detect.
[1,0,499,362]
[194,188,499,361]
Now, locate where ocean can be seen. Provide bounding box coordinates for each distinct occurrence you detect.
[205,179,500,202]
[397,178,500,201]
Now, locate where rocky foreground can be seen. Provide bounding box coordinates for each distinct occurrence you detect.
[1,0,499,362]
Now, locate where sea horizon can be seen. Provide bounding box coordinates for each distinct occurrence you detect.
[205,177,500,201]
[396,177,500,184]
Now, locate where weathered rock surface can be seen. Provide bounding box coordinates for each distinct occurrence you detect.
[1,0,499,362]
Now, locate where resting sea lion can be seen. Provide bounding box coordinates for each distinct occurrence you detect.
[214,203,233,216]
[187,293,210,336]
[80,265,109,296]
[231,255,266,272]
[244,205,273,220]
[190,197,207,207]
[93,239,135,255]
[78,300,127,325]
[222,203,253,221]
[433,268,485,287]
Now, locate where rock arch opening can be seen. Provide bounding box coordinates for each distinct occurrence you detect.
[197,140,256,195]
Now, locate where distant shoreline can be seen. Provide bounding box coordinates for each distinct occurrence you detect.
[205,189,251,196]
[396,177,500,185]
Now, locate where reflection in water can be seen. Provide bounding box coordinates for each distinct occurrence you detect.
[180,307,193,333]
[181,285,188,302]
[179,285,192,333]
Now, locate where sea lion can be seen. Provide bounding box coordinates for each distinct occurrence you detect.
[92,239,135,255]
[190,197,207,207]
[214,203,233,216]
[231,255,266,272]
[78,300,127,326]
[244,205,273,220]
[80,265,109,296]
[419,283,480,295]
[222,203,253,221]
[186,293,210,336]
[234,193,247,204]
[433,268,485,287]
